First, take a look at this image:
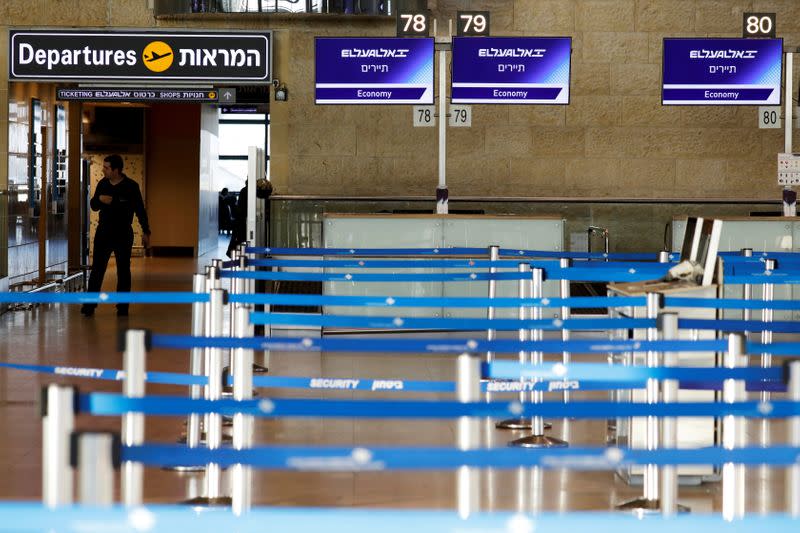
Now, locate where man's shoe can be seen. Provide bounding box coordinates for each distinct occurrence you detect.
[80,305,95,317]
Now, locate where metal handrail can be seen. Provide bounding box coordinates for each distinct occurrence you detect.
[270,195,782,205]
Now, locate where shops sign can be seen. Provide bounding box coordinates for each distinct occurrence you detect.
[9,30,271,83]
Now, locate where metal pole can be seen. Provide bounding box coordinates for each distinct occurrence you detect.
[73,432,116,506]
[741,249,753,330]
[644,293,661,502]
[559,258,572,404]
[231,305,255,515]
[511,268,566,448]
[759,257,776,514]
[121,329,147,507]
[785,52,794,155]
[205,287,228,504]
[616,293,662,512]
[658,313,688,515]
[455,352,481,518]
[435,45,448,215]
[788,360,800,518]
[484,245,500,402]
[172,273,206,471]
[760,259,776,403]
[42,385,75,507]
[496,263,531,430]
[243,242,269,373]
[722,333,747,521]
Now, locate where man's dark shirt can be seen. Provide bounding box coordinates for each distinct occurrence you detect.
[90,175,150,235]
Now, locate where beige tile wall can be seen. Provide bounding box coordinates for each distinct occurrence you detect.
[2,1,800,204]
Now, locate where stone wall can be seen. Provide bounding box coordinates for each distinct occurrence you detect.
[3,1,800,204]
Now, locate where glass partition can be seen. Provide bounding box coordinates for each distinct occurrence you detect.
[270,197,782,253]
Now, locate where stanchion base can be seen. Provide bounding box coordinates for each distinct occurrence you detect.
[182,496,232,507]
[509,434,568,448]
[615,498,690,515]
[496,419,553,430]
[162,464,205,473]
[253,363,269,374]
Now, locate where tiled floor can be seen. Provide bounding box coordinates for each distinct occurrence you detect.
[0,248,795,514]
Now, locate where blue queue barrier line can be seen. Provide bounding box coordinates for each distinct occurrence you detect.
[243,258,675,271]
[149,334,731,355]
[665,296,800,311]
[0,362,206,386]
[720,250,800,258]
[248,312,654,331]
[680,318,800,334]
[78,392,800,419]
[0,361,786,393]
[220,267,670,283]
[229,293,649,308]
[124,443,800,470]
[4,290,798,311]
[485,361,783,382]
[0,291,208,305]
[0,505,795,533]
[244,246,675,262]
[727,273,800,285]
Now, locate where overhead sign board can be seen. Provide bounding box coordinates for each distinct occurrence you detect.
[662,38,782,105]
[9,30,271,83]
[315,37,434,105]
[451,36,571,104]
[56,87,219,102]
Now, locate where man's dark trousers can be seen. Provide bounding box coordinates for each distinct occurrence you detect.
[85,228,134,313]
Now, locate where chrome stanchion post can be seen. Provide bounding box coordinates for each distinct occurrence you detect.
[121,329,148,506]
[511,267,566,448]
[72,432,118,506]
[722,333,747,521]
[787,360,800,518]
[758,258,777,513]
[484,245,500,399]
[617,293,663,513]
[173,273,206,470]
[223,250,243,400]
[760,259,776,403]
[559,257,572,405]
[658,312,689,515]
[204,287,230,505]
[740,249,753,331]
[42,385,76,507]
[497,263,531,430]
[231,305,255,515]
[456,352,481,518]
[243,242,269,373]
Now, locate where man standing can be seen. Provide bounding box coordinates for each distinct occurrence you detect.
[80,154,151,317]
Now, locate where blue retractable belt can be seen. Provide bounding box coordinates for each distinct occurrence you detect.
[79,392,800,419]
[122,443,800,470]
[0,503,796,533]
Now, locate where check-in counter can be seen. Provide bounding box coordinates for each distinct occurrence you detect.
[608,280,719,484]
[672,216,800,321]
[321,214,565,319]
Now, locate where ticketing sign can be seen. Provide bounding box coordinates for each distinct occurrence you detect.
[451,36,571,104]
[9,30,271,83]
[315,37,434,105]
[662,38,782,105]
[56,87,219,102]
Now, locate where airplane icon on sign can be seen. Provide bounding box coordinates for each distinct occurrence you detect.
[145,51,172,62]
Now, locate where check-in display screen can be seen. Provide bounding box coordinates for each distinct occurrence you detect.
[315,37,434,105]
[662,38,782,105]
[451,36,571,104]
